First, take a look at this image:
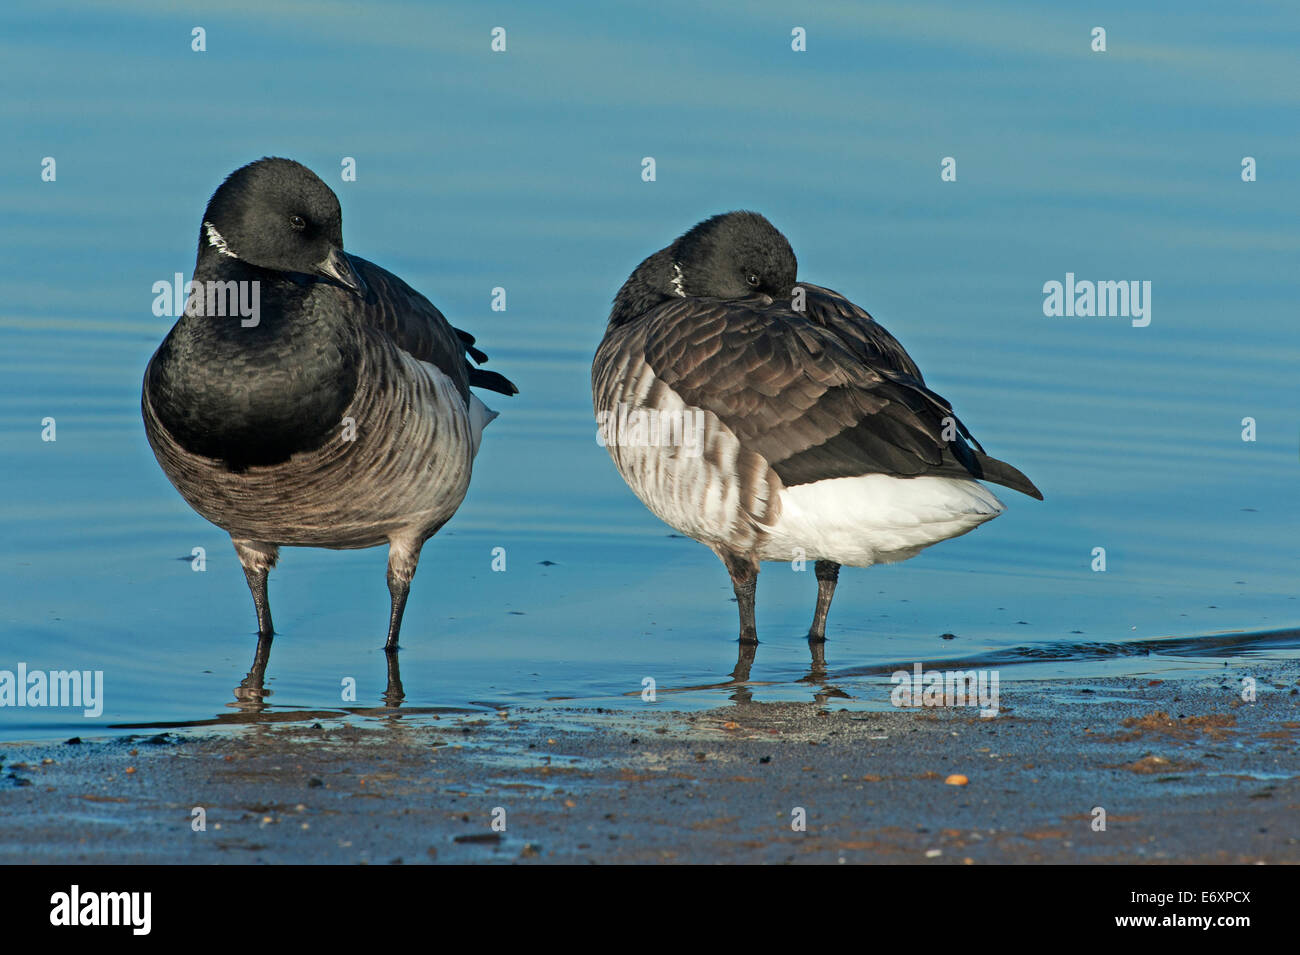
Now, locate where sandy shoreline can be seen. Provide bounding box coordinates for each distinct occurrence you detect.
[2,666,1297,864]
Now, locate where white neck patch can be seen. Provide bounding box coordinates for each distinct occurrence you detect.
[670,261,686,298]
[203,221,237,259]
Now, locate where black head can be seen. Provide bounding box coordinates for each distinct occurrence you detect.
[198,157,364,293]
[672,211,798,299]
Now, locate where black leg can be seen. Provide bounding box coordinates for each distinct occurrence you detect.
[232,539,278,637]
[382,648,405,707]
[243,565,274,637]
[808,560,840,643]
[385,570,410,653]
[384,537,425,652]
[717,549,759,644]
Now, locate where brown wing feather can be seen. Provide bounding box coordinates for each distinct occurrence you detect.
[348,255,518,400]
[641,288,1042,498]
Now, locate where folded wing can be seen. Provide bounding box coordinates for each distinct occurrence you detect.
[348,254,519,400]
[641,285,1042,499]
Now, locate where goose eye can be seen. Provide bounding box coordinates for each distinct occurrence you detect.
[746,273,760,287]
[289,215,306,230]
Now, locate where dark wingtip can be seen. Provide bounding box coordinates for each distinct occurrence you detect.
[453,327,490,364]
[1012,471,1045,501]
[470,368,519,396]
[455,325,512,392]
[972,451,1043,500]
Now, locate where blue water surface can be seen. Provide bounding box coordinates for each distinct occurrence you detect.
[2,1,1298,741]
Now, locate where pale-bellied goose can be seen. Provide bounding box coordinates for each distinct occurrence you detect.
[593,211,1040,644]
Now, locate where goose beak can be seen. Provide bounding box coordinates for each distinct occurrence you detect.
[315,247,367,296]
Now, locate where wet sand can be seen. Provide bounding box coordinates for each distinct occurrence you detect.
[2,665,1297,865]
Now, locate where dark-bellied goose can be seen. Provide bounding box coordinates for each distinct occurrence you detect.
[593,211,1040,645]
[143,157,516,652]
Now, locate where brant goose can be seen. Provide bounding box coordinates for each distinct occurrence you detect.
[143,157,517,651]
[593,211,1041,645]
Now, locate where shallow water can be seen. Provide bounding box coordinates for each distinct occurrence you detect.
[2,1,1299,742]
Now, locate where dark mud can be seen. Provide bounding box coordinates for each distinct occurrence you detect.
[2,666,1297,864]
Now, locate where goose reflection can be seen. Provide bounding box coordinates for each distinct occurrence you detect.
[232,633,275,711]
[796,639,851,707]
[634,634,845,706]
[231,636,407,715]
[381,650,405,708]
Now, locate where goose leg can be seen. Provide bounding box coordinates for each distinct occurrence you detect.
[808,560,840,643]
[716,549,760,644]
[385,537,425,652]
[233,538,279,637]
[382,649,405,707]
